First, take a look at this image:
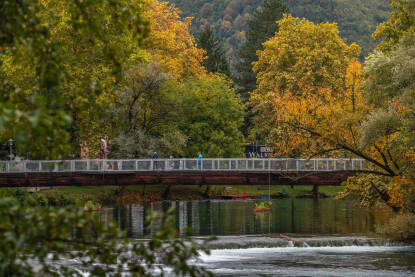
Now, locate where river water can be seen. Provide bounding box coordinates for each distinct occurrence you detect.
[99,199,415,276]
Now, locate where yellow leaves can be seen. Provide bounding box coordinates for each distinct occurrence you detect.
[143,1,206,80]
[253,15,360,98]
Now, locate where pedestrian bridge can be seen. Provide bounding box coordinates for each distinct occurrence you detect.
[0,158,367,187]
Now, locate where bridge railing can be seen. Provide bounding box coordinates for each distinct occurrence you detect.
[0,158,368,173]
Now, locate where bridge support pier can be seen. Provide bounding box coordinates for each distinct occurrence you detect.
[162,184,171,200]
[312,185,319,198]
[204,184,210,198]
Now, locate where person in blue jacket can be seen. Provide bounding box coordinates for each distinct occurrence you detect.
[152,152,158,169]
[197,152,203,169]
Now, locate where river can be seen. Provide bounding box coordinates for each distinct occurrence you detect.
[100,199,415,276]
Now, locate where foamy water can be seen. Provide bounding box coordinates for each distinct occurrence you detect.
[194,245,415,277]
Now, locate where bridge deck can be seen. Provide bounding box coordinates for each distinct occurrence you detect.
[0,159,364,187]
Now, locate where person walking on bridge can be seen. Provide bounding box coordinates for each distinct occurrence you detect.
[197,152,203,169]
[152,151,158,169]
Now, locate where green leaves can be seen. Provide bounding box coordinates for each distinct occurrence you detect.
[0,198,213,276]
[179,74,245,157]
[0,0,149,159]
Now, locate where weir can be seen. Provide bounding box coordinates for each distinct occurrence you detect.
[0,158,366,187]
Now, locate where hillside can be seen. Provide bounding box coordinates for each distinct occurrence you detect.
[169,0,391,62]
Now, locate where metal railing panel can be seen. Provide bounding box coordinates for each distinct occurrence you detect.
[185,160,197,170]
[137,160,151,170]
[253,160,263,170]
[26,161,40,172]
[328,160,336,170]
[270,159,286,171]
[0,162,6,173]
[317,159,328,171]
[40,161,55,172]
[231,160,237,170]
[7,161,24,172]
[219,160,230,170]
[298,160,312,171]
[345,160,353,170]
[247,160,253,170]
[88,160,102,171]
[237,159,247,170]
[202,160,213,170]
[75,160,88,171]
[286,159,297,171]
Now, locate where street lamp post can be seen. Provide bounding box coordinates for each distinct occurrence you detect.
[8,139,14,161]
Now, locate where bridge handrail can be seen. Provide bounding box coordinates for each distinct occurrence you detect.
[0,158,368,173]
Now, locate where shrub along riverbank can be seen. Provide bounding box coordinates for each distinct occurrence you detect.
[0,185,342,206]
[35,185,343,205]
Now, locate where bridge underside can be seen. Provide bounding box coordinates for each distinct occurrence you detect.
[0,171,353,188]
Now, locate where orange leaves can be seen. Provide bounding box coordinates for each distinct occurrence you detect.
[391,99,413,114]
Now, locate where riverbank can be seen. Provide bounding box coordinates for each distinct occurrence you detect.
[38,185,343,204]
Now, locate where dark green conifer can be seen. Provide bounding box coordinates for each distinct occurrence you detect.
[235,0,287,102]
[196,26,231,76]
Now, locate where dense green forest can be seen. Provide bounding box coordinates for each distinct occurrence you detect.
[169,0,391,62]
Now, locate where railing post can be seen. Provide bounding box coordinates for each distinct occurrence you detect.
[6,162,9,173]
[344,160,346,171]
[87,160,90,171]
[334,160,337,171]
[71,160,75,172]
[236,159,239,170]
[352,160,355,170]
[150,159,154,170]
[296,160,299,171]
[326,159,329,171]
[135,160,138,171]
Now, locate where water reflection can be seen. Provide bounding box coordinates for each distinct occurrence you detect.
[100,199,393,237]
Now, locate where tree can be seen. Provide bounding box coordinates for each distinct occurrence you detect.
[179,74,245,157]
[373,0,415,53]
[111,63,187,158]
[196,26,230,76]
[250,15,361,148]
[0,0,149,158]
[235,0,287,102]
[354,33,415,212]
[337,3,415,213]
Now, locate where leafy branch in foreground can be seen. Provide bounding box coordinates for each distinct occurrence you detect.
[0,198,212,276]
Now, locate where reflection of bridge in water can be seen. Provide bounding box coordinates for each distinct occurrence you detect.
[0,158,367,188]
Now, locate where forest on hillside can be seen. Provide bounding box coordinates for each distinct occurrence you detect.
[169,0,391,62]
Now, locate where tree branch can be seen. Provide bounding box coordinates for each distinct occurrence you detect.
[280,121,398,177]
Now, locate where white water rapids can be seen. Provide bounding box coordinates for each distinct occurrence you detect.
[193,245,415,277]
